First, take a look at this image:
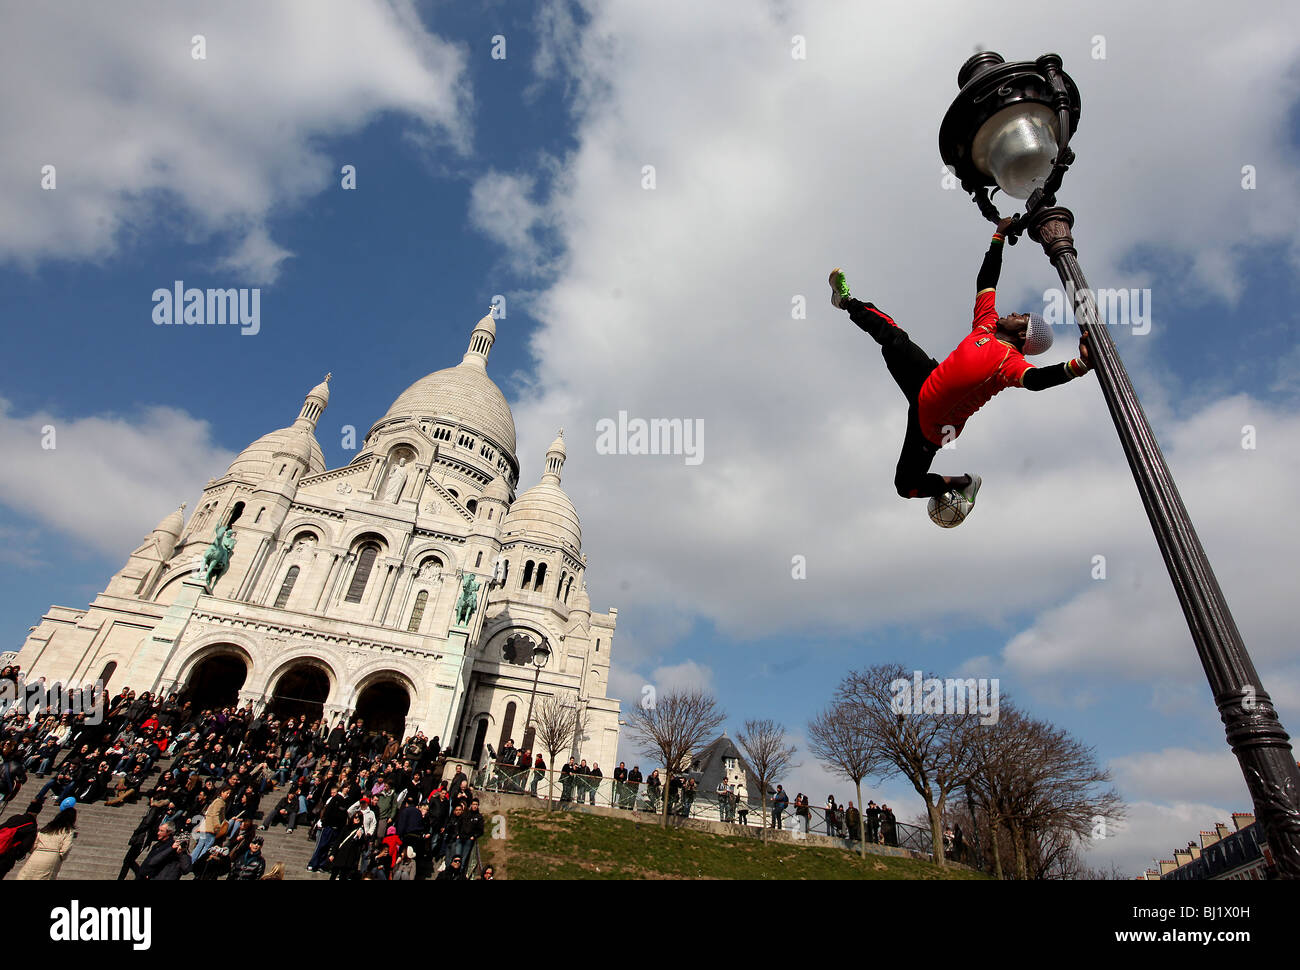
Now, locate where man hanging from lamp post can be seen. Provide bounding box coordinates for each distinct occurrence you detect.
[829,216,1092,516]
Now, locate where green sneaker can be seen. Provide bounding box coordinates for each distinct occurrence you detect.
[958,473,982,507]
[828,268,852,309]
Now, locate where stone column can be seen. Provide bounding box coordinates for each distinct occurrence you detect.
[312,553,341,612]
[369,562,397,622]
[253,541,291,605]
[379,563,406,625]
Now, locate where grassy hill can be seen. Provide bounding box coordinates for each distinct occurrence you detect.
[481,809,989,880]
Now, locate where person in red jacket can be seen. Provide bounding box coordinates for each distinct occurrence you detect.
[830,217,1092,514]
[0,799,43,878]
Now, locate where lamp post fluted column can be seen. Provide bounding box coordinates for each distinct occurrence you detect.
[523,662,543,738]
[1025,205,1300,877]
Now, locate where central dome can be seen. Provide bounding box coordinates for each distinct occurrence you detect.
[382,363,516,455]
[376,314,516,457]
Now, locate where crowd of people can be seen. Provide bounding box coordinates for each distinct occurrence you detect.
[826,798,901,846]
[0,666,495,880]
[484,744,712,817]
[749,786,895,844]
[1,662,915,880]
[480,744,902,846]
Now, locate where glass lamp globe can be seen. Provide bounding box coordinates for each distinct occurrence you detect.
[970,102,1060,199]
[532,644,550,667]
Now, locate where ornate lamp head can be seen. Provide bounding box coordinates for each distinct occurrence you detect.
[940,52,1081,209]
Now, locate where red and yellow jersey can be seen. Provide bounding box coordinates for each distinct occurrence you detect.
[916,289,1032,445]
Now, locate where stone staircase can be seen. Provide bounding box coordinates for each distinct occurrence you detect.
[4,773,330,881]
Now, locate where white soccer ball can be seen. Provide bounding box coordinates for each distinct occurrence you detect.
[927,490,971,529]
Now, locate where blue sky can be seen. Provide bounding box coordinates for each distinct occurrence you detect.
[2,0,1299,874]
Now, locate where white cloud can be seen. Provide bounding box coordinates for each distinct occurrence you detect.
[468,171,549,273]
[1110,747,1246,807]
[215,225,294,285]
[0,397,233,558]
[530,0,583,89]
[1082,800,1237,877]
[474,0,1300,845]
[648,659,714,694]
[490,0,1300,669]
[1000,395,1300,705]
[0,0,471,281]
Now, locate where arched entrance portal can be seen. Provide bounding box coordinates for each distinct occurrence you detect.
[269,664,331,725]
[354,680,411,738]
[183,652,248,712]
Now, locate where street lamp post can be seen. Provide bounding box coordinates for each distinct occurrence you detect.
[505,634,551,752]
[940,51,1300,878]
[522,640,551,745]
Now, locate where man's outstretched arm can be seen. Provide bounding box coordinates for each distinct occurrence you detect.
[1021,330,1092,391]
[976,217,1016,294]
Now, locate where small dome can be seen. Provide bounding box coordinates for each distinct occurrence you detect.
[227,427,325,481]
[571,580,591,614]
[482,475,511,504]
[500,480,581,552]
[307,373,331,404]
[154,504,187,538]
[473,313,497,339]
[381,364,516,456]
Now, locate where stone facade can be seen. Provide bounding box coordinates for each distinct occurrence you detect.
[16,312,621,768]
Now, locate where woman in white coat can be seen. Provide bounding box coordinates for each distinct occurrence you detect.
[17,801,77,880]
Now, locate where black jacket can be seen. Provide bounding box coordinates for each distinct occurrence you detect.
[138,839,192,880]
[461,809,485,841]
[228,848,266,880]
[394,804,425,841]
[128,803,170,849]
[331,828,365,871]
[321,794,349,830]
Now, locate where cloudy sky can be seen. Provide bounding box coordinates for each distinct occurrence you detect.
[1,0,1298,876]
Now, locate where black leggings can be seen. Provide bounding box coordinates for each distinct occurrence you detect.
[847,300,950,499]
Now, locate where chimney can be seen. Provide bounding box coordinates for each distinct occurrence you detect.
[1199,829,1220,849]
[1158,859,1177,874]
[1231,812,1255,831]
[1215,822,1232,840]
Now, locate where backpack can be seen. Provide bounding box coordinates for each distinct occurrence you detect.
[0,819,35,858]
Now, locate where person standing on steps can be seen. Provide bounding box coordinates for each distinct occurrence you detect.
[16,798,76,880]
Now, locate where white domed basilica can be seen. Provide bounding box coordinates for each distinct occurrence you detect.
[16,313,621,768]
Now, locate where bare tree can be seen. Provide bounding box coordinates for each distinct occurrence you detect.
[967,700,1125,879]
[531,692,588,809]
[808,701,879,857]
[1006,718,1124,879]
[967,702,1032,879]
[624,687,725,827]
[838,664,982,868]
[736,719,798,843]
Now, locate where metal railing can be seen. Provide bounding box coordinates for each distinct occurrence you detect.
[470,764,932,854]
